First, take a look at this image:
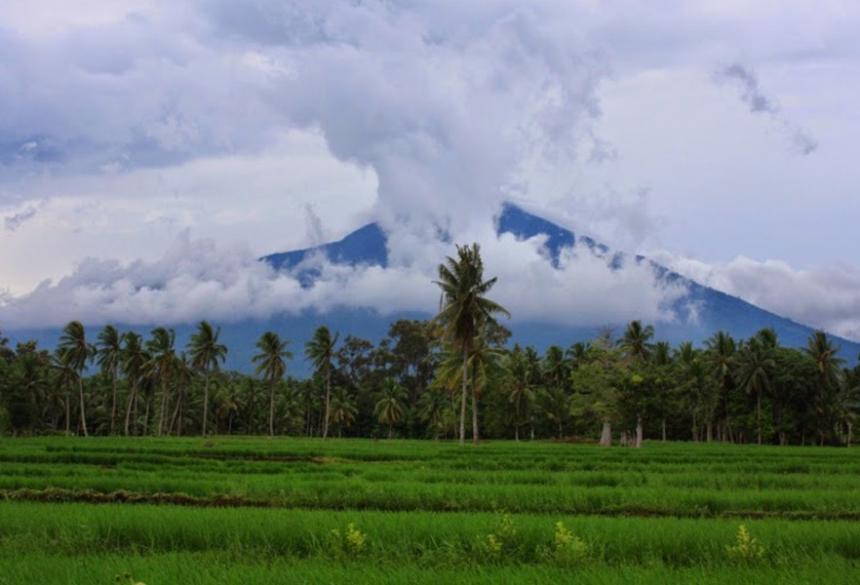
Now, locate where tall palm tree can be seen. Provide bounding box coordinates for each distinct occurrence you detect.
[737,338,776,445]
[146,327,177,436]
[51,348,77,435]
[253,331,293,436]
[188,321,228,436]
[121,332,147,436]
[434,243,509,445]
[305,326,339,439]
[96,325,123,434]
[57,321,94,436]
[705,331,737,441]
[804,330,845,444]
[506,346,535,441]
[375,378,406,439]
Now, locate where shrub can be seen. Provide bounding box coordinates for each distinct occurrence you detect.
[330,522,368,558]
[726,524,765,563]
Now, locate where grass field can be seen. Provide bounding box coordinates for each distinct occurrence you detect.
[0,438,858,583]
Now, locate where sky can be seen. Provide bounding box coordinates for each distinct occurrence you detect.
[1,1,859,339]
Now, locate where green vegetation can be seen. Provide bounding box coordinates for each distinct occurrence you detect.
[0,438,857,583]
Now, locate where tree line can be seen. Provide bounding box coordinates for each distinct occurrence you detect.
[1,244,857,445]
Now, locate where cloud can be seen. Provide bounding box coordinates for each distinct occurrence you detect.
[714,63,818,155]
[3,205,39,231]
[651,251,860,342]
[0,226,685,330]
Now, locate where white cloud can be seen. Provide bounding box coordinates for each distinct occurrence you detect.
[0,225,684,330]
[652,251,860,341]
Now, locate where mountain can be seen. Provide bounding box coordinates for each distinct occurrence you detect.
[7,204,858,373]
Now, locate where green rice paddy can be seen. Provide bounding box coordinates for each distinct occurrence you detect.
[0,438,857,583]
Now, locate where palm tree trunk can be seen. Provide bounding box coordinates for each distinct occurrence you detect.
[471,388,479,445]
[635,414,643,448]
[124,382,136,436]
[157,378,168,436]
[64,389,71,435]
[201,372,210,436]
[169,388,182,436]
[661,418,667,442]
[756,391,762,445]
[322,368,331,439]
[142,395,151,435]
[110,369,118,435]
[268,380,275,437]
[599,420,611,447]
[459,345,467,446]
[706,421,713,443]
[78,376,88,437]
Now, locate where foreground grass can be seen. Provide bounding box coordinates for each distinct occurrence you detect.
[0,553,857,585]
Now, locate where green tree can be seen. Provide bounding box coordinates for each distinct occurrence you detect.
[188,321,228,436]
[57,321,94,436]
[253,331,293,436]
[374,378,406,438]
[96,325,123,434]
[121,332,148,436]
[737,337,776,445]
[434,243,509,445]
[146,327,177,436]
[305,326,339,439]
[804,330,844,444]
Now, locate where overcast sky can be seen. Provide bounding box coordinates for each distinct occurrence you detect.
[1,1,859,339]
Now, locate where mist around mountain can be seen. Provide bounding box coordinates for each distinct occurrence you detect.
[6,204,857,374]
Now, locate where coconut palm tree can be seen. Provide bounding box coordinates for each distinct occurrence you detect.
[737,338,776,445]
[57,321,94,436]
[253,331,293,436]
[305,326,339,439]
[417,388,452,439]
[51,348,77,435]
[329,387,358,437]
[375,378,406,439]
[621,320,654,362]
[705,331,737,441]
[804,330,845,444]
[121,332,148,436]
[505,346,535,441]
[188,321,228,436]
[434,243,509,445]
[96,325,123,434]
[146,327,177,436]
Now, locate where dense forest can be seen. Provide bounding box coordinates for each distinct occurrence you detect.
[1,244,857,446]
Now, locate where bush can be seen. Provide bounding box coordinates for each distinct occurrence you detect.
[726,524,765,563]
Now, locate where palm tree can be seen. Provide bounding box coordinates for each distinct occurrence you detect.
[188,321,228,436]
[51,348,77,435]
[506,346,535,441]
[146,327,177,436]
[434,243,509,445]
[804,330,845,444]
[417,388,452,439]
[57,321,94,436]
[253,331,293,436]
[96,325,123,434]
[375,378,406,438]
[305,326,339,439]
[621,320,654,362]
[121,332,147,436]
[329,387,358,437]
[705,331,737,442]
[737,338,776,445]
